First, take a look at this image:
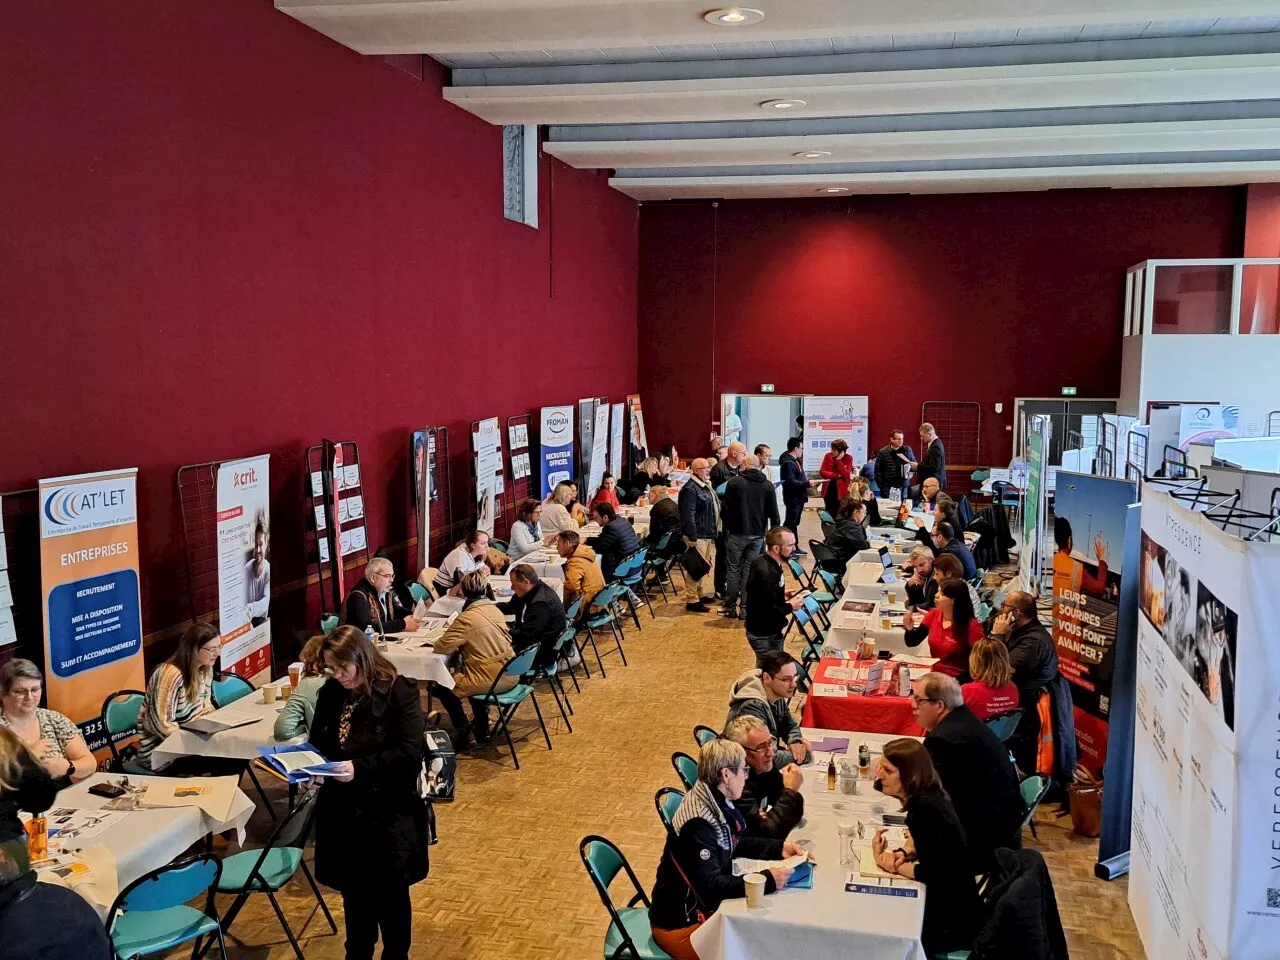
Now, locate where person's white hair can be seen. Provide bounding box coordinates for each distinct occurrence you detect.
[723,715,768,745]
[698,738,746,787]
[365,557,393,580]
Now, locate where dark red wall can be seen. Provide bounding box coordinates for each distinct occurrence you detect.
[0,2,637,655]
[638,190,1243,465]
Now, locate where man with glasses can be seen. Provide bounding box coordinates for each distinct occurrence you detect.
[725,650,811,765]
[342,557,421,636]
[724,715,805,838]
[911,673,1021,870]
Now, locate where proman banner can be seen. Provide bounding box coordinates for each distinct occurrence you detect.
[539,405,575,499]
[39,468,146,754]
[216,455,272,684]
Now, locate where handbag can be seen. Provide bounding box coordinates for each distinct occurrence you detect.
[418,728,457,845]
[679,544,711,582]
[1068,764,1103,838]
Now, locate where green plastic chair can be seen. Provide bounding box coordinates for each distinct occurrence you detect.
[714,482,727,496]
[617,548,654,625]
[211,791,334,960]
[985,709,1024,745]
[474,646,551,770]
[693,725,718,747]
[655,787,685,837]
[643,531,680,602]
[107,854,227,960]
[408,582,432,604]
[671,751,698,791]
[1019,774,1051,839]
[320,614,339,636]
[584,582,630,675]
[211,672,255,709]
[580,836,674,960]
[101,689,150,775]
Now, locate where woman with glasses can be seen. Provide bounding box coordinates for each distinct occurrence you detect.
[310,625,427,960]
[136,622,222,771]
[0,659,94,786]
[901,578,984,680]
[507,498,545,561]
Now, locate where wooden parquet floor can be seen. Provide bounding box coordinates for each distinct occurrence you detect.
[189,523,1148,960]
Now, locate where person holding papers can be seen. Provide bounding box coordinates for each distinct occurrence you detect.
[343,558,420,636]
[873,428,917,500]
[136,623,220,771]
[902,579,984,679]
[870,738,980,956]
[310,626,427,960]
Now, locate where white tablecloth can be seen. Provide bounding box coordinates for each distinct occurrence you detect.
[52,773,255,911]
[152,696,300,767]
[692,728,925,960]
[854,547,914,567]
[384,618,456,688]
[825,592,912,656]
[844,562,888,587]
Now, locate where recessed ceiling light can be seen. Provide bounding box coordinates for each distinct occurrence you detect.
[795,150,831,159]
[820,187,849,193]
[703,7,765,26]
[760,98,806,110]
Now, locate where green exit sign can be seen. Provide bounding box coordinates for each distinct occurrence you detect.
[1061,386,1078,396]
[761,384,776,393]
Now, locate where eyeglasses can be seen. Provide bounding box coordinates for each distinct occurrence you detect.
[909,695,939,707]
[199,644,222,655]
[374,571,395,580]
[743,740,776,755]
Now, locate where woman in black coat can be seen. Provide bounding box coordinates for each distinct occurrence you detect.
[871,738,983,955]
[311,626,428,960]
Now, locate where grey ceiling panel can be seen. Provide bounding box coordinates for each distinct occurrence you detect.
[711,41,779,59]
[599,45,666,63]
[1140,20,1215,39]
[1207,17,1280,34]
[493,49,555,66]
[831,36,897,54]
[1014,26,1085,44]
[770,38,837,57]
[653,43,720,60]
[1077,23,1153,41]
[893,32,956,51]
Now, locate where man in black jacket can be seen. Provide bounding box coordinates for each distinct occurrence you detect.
[721,455,781,618]
[587,502,640,581]
[932,521,977,580]
[778,438,809,552]
[873,428,917,500]
[992,591,1062,772]
[502,565,566,670]
[342,557,421,636]
[644,485,682,551]
[724,714,804,838]
[742,526,804,665]
[710,441,745,599]
[916,422,947,491]
[912,673,1023,870]
[678,458,720,611]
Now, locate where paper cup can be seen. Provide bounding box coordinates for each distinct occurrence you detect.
[744,872,767,908]
[887,590,897,603]
[280,684,293,699]
[260,685,277,704]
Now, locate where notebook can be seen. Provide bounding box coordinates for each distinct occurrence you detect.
[183,708,262,735]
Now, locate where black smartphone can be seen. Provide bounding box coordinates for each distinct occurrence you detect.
[88,782,126,799]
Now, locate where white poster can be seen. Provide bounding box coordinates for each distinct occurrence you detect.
[216,455,272,683]
[413,430,431,572]
[610,402,625,480]
[539,405,576,499]
[1130,487,1280,960]
[802,396,870,469]
[589,402,610,495]
[1179,403,1239,451]
[473,417,502,536]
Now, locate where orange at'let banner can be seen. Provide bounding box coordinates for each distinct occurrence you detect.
[38,468,146,757]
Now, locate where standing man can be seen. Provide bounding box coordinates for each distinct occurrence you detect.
[678,458,719,612]
[742,526,805,665]
[873,429,916,501]
[710,441,745,599]
[778,438,809,555]
[753,443,773,484]
[917,422,947,492]
[721,455,779,619]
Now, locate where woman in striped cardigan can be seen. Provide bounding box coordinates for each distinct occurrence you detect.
[136,622,220,771]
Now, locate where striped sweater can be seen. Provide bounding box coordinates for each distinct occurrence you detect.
[136,663,212,770]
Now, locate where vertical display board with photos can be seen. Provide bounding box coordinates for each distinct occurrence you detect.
[610,402,625,480]
[589,400,610,497]
[305,441,369,614]
[0,497,13,647]
[626,395,648,477]
[38,469,146,754]
[214,456,272,682]
[1019,419,1050,593]
[471,417,505,538]
[801,396,870,469]
[1130,487,1280,960]
[539,405,575,500]
[506,415,534,530]
[411,430,433,573]
[1050,471,1138,774]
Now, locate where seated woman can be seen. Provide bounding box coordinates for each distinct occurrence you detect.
[588,473,620,512]
[274,635,328,740]
[430,571,517,749]
[540,483,580,538]
[962,639,1021,721]
[507,498,545,561]
[870,738,982,955]
[0,659,95,786]
[430,530,490,596]
[825,497,870,571]
[136,622,226,773]
[649,739,804,959]
[902,578,984,679]
[0,726,57,875]
[624,457,659,506]
[848,478,882,528]
[564,481,589,525]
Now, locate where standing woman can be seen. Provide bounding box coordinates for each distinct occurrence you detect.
[0,659,95,786]
[507,498,544,561]
[819,439,852,518]
[310,626,427,960]
[870,738,981,955]
[902,579,984,680]
[0,725,57,874]
[136,622,221,772]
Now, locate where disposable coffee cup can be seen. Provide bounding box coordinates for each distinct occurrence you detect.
[280,684,293,699]
[261,685,277,704]
[744,873,767,908]
[887,590,897,604]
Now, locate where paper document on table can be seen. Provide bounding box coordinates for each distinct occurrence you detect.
[823,665,858,681]
[822,647,849,660]
[412,600,428,618]
[839,600,877,615]
[427,596,465,617]
[732,852,809,876]
[858,845,907,879]
[140,775,239,821]
[840,615,875,630]
[44,808,130,845]
[811,683,849,698]
[184,708,262,734]
[891,654,938,668]
[809,736,850,753]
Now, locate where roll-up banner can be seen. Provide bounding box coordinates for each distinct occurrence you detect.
[609,402,625,480]
[626,395,648,476]
[1050,471,1137,774]
[801,396,869,468]
[473,417,503,537]
[539,405,575,499]
[412,430,431,572]
[39,468,146,754]
[216,455,272,684]
[1129,486,1280,960]
[578,398,596,490]
[590,402,610,496]
[1019,425,1047,593]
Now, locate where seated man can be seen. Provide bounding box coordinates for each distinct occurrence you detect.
[644,484,682,551]
[586,501,640,581]
[932,520,977,580]
[724,650,811,765]
[990,591,1061,772]
[724,715,805,838]
[912,476,941,507]
[341,557,420,636]
[911,673,1023,869]
[501,564,566,670]
[556,531,606,617]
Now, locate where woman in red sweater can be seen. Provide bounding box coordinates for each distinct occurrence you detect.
[819,438,853,517]
[961,639,1020,720]
[902,579,984,679]
[588,472,621,512]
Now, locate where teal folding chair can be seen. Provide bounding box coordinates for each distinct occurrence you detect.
[490,539,509,553]
[408,581,432,604]
[803,593,832,631]
[818,509,835,524]
[320,615,339,636]
[1019,774,1051,840]
[671,752,698,791]
[643,531,680,602]
[985,709,1023,745]
[617,548,654,625]
[714,482,727,496]
[693,725,718,747]
[101,689,150,775]
[106,854,226,960]
[580,836,674,960]
[536,624,578,733]
[584,582,629,674]
[655,787,685,838]
[204,791,334,960]
[474,646,551,770]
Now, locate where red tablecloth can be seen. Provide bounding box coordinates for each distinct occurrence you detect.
[800,658,925,736]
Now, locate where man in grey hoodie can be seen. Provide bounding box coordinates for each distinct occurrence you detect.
[723,650,811,765]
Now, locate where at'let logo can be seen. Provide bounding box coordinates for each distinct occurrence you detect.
[43,486,128,526]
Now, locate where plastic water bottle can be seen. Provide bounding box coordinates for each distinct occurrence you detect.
[365,624,376,642]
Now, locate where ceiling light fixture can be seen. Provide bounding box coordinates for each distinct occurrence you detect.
[820,187,848,193]
[795,150,831,159]
[703,7,766,26]
[760,98,806,110]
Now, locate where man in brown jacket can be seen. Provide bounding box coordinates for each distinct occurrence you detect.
[556,531,606,618]
[431,570,516,747]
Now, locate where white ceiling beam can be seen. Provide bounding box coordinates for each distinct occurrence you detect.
[444,54,1280,125]
[274,1,1280,56]
[611,161,1280,200]
[544,119,1280,168]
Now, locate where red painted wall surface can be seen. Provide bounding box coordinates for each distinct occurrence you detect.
[0,2,638,659]
[638,191,1243,465]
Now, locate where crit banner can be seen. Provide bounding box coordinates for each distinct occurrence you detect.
[216,455,272,683]
[39,468,146,754]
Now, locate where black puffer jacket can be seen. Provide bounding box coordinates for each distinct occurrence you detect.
[722,469,779,537]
